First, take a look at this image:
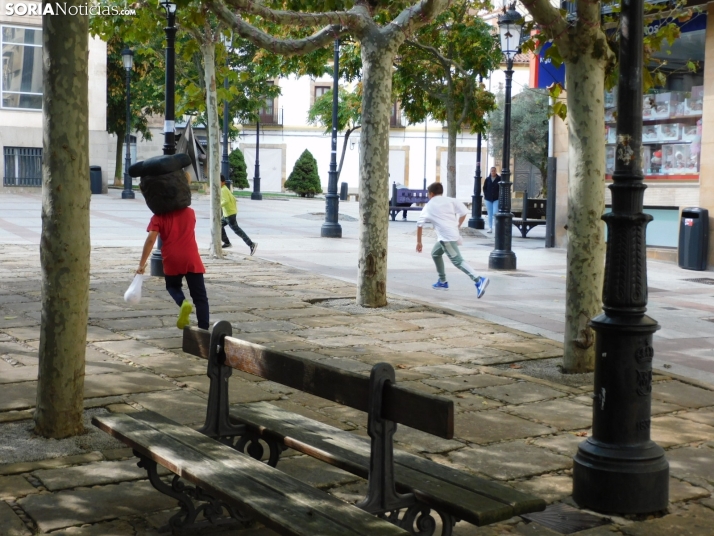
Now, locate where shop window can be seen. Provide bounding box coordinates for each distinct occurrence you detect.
[4,147,42,186]
[2,26,42,110]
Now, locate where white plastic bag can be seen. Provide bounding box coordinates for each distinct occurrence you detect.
[124,274,145,304]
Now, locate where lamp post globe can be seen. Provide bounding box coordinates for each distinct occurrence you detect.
[121,48,135,200]
[488,4,522,271]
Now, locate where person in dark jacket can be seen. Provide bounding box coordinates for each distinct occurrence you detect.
[483,167,501,233]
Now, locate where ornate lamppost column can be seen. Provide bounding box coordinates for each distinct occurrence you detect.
[221,34,232,181]
[322,37,342,238]
[151,0,178,277]
[489,6,521,270]
[468,75,485,229]
[121,48,135,200]
[251,120,262,200]
[572,0,668,514]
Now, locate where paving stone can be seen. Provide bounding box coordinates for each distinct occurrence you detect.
[374,330,436,343]
[263,340,321,352]
[292,327,365,339]
[101,447,134,461]
[533,433,587,456]
[86,326,128,342]
[0,452,105,476]
[354,320,422,333]
[288,391,342,410]
[621,504,714,536]
[319,405,368,428]
[473,382,567,405]
[270,400,353,431]
[49,519,137,535]
[489,341,563,359]
[307,335,386,348]
[84,371,174,398]
[358,350,456,367]
[449,391,504,412]
[95,316,165,331]
[0,475,38,499]
[92,340,169,358]
[0,500,31,536]
[238,331,304,344]
[0,409,33,423]
[18,480,177,532]
[394,424,464,453]
[125,353,206,377]
[381,341,451,353]
[507,399,593,430]
[667,446,714,486]
[650,416,714,448]
[0,382,36,411]
[395,369,429,381]
[408,316,473,329]
[277,456,360,489]
[122,327,185,340]
[397,380,441,394]
[652,381,714,409]
[678,409,714,427]
[432,346,525,365]
[291,316,356,328]
[669,477,711,503]
[142,336,183,349]
[413,364,481,377]
[128,390,210,425]
[0,366,39,384]
[512,474,573,504]
[258,307,337,320]
[449,441,571,480]
[234,320,303,333]
[318,358,372,373]
[33,459,149,491]
[2,327,39,341]
[456,411,554,444]
[424,374,514,393]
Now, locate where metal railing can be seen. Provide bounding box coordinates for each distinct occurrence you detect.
[3,147,42,187]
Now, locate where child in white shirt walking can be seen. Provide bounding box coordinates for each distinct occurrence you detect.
[416,182,490,298]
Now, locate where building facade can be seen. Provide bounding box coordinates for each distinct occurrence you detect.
[0,2,108,191]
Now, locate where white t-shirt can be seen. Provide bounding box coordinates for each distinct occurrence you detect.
[417,195,468,242]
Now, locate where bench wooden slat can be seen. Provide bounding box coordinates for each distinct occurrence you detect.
[183,327,454,439]
[92,411,407,536]
[229,402,545,525]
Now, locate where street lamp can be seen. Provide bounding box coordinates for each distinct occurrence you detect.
[321,37,342,238]
[151,0,177,277]
[572,0,668,514]
[121,48,135,200]
[468,74,485,229]
[221,33,232,181]
[488,4,522,271]
[251,120,262,200]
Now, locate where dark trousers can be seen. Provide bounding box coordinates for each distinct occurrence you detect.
[165,272,210,329]
[221,214,253,247]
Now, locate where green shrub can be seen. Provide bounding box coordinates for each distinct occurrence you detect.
[285,149,322,197]
[228,148,250,189]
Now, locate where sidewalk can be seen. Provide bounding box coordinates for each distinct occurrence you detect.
[1,244,714,535]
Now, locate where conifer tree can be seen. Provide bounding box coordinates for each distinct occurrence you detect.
[285,150,322,197]
[228,148,249,189]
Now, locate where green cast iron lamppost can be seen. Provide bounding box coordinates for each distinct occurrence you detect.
[572,0,669,513]
[488,5,521,270]
[121,48,135,200]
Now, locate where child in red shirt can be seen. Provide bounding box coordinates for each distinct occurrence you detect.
[136,207,209,329]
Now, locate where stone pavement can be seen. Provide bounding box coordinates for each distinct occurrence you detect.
[1,245,714,535]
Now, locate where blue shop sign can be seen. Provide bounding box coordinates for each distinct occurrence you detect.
[536,42,566,89]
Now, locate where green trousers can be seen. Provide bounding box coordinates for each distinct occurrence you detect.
[431,241,480,283]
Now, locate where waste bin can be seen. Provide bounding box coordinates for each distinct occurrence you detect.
[339,182,348,201]
[678,207,709,271]
[89,166,103,194]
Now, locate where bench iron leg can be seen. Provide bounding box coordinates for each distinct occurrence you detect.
[383,505,456,536]
[232,430,285,467]
[136,452,252,534]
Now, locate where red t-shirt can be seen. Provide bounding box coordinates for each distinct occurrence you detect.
[147,207,205,276]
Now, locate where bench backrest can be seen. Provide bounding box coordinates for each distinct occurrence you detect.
[525,199,547,219]
[396,189,429,205]
[184,326,454,439]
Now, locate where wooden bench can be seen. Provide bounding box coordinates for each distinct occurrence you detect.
[512,192,547,238]
[390,183,429,221]
[180,322,546,535]
[92,323,408,536]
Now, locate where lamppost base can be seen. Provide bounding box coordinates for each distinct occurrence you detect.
[121,190,135,199]
[573,438,669,514]
[488,250,516,270]
[251,192,263,201]
[468,218,485,229]
[150,252,164,277]
[321,222,342,238]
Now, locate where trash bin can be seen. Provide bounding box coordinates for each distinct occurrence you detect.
[678,207,709,271]
[339,182,348,201]
[89,166,103,194]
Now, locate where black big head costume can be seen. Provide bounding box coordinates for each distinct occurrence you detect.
[128,153,192,215]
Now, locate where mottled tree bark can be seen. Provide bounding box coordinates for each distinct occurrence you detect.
[357,35,400,306]
[35,4,90,438]
[563,55,607,372]
[446,107,458,197]
[201,43,224,258]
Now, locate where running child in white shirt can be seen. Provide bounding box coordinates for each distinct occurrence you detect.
[416,182,490,298]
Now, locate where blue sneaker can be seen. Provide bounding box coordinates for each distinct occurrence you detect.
[432,280,449,290]
[475,277,489,298]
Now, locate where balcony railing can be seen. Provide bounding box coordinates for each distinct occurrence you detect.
[245,106,283,126]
